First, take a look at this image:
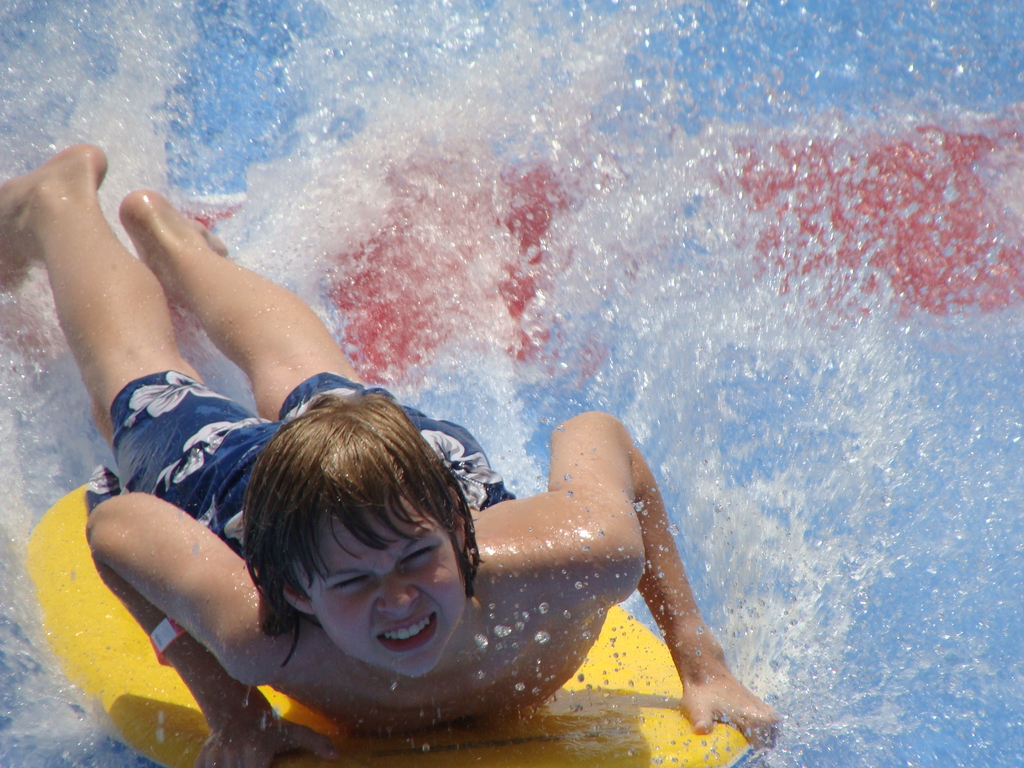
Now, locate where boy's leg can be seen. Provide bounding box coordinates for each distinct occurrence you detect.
[0,145,198,442]
[118,191,360,421]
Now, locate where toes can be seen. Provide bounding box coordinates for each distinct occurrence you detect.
[187,220,229,257]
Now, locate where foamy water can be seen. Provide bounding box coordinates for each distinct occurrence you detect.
[2,1,1023,766]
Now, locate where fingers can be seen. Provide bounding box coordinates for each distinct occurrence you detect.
[688,708,779,750]
[285,721,340,761]
[734,706,781,750]
[194,720,339,768]
[716,700,780,750]
[196,744,270,768]
[688,708,715,735]
[682,683,781,750]
[187,219,229,258]
[195,739,274,768]
[269,721,340,766]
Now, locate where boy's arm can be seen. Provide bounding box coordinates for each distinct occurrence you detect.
[167,634,338,768]
[546,413,779,749]
[626,452,779,748]
[88,494,338,768]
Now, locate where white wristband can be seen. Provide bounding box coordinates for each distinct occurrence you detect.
[151,617,186,654]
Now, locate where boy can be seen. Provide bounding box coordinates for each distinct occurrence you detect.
[2,145,778,768]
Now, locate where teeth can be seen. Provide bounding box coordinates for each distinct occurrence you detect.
[383,615,431,641]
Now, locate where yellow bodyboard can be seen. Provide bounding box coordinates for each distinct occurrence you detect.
[27,486,750,768]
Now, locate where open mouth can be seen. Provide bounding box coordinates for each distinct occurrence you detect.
[377,612,437,653]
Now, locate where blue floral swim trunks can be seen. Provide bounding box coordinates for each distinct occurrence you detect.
[87,371,514,553]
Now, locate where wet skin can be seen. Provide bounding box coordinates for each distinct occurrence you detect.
[5,146,779,765]
[284,515,468,678]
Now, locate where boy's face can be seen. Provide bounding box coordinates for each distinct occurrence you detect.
[285,505,468,677]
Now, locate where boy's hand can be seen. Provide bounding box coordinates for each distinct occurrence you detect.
[195,692,339,768]
[680,665,780,750]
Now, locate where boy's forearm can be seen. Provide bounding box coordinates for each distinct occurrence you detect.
[93,557,271,730]
[94,557,340,764]
[627,446,731,679]
[163,632,275,732]
[549,414,777,743]
[623,439,779,746]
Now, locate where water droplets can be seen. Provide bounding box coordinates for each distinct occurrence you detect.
[563,473,572,481]
[514,682,526,691]
[494,625,512,637]
[534,630,551,644]
[566,489,574,497]
[475,633,489,650]
[538,602,549,614]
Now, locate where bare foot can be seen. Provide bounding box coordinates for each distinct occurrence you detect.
[119,190,228,302]
[0,145,108,290]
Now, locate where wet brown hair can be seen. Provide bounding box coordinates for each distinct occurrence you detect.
[242,392,480,650]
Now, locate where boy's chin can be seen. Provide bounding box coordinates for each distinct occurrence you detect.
[392,658,440,677]
[372,648,443,678]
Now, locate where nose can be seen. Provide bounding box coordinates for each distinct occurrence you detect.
[376,572,418,616]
